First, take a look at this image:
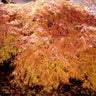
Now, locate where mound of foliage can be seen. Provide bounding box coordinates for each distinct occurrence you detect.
[0,0,96,95]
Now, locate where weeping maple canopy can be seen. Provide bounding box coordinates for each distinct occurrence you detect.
[0,0,96,94]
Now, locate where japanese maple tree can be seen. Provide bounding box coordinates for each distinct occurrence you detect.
[0,0,96,95]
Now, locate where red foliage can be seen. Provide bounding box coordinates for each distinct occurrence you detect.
[0,0,96,94]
